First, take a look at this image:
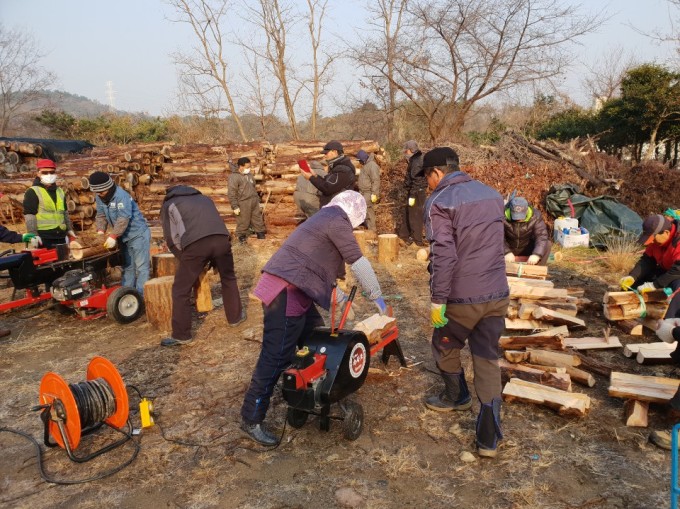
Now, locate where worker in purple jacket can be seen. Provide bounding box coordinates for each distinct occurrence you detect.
[422,147,510,458]
[240,190,388,446]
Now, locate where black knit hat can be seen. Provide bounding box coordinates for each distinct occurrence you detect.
[89,171,114,193]
[422,147,459,168]
[237,157,251,166]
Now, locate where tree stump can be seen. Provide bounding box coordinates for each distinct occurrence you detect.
[353,230,368,255]
[144,276,174,332]
[416,247,429,261]
[377,234,398,263]
[152,253,179,278]
[195,268,213,313]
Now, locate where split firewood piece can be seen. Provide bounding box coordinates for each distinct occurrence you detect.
[523,363,567,374]
[509,286,569,300]
[604,302,668,321]
[528,325,569,337]
[609,372,680,403]
[353,314,397,345]
[504,318,552,330]
[566,288,585,297]
[615,320,643,336]
[604,290,669,305]
[507,276,554,288]
[499,334,565,351]
[573,352,615,377]
[623,341,677,359]
[519,301,578,318]
[563,366,596,387]
[499,359,572,391]
[502,378,591,417]
[563,336,622,350]
[504,350,530,363]
[527,348,582,368]
[624,400,649,427]
[195,268,213,313]
[505,262,548,280]
[532,306,586,329]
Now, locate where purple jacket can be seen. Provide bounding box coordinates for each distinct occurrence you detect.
[424,171,509,305]
[262,206,362,309]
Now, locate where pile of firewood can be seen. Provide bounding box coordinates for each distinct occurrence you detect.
[0,139,383,235]
[0,140,44,175]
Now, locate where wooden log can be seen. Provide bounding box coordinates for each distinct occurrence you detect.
[624,400,649,427]
[504,350,530,363]
[416,248,429,261]
[377,234,398,263]
[527,348,582,368]
[532,306,586,329]
[195,268,213,313]
[144,276,174,332]
[528,325,569,337]
[573,352,615,377]
[637,344,676,365]
[564,366,596,387]
[69,240,110,260]
[502,378,591,417]
[609,371,680,403]
[353,314,397,345]
[519,302,578,319]
[507,276,554,288]
[353,230,368,255]
[623,341,677,358]
[504,318,551,330]
[604,290,669,305]
[499,334,565,350]
[152,253,179,278]
[499,359,572,391]
[615,319,644,336]
[505,262,548,279]
[604,302,668,321]
[509,286,569,300]
[523,363,567,374]
[563,336,622,350]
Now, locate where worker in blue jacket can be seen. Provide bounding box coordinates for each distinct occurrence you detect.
[89,172,151,296]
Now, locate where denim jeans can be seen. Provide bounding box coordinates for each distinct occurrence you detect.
[121,228,151,296]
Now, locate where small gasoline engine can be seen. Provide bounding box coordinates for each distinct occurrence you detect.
[51,269,96,302]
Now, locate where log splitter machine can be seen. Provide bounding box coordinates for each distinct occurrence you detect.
[281,287,406,440]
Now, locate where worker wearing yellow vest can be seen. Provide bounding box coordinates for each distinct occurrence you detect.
[23,159,77,248]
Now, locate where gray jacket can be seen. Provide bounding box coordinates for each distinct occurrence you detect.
[357,154,380,195]
[228,168,259,209]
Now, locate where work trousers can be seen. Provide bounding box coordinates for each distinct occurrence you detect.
[241,290,324,425]
[398,188,426,244]
[121,228,151,296]
[235,197,266,237]
[293,191,321,219]
[431,298,509,403]
[361,192,377,231]
[172,235,242,340]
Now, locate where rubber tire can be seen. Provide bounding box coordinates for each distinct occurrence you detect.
[106,286,144,324]
[341,400,364,441]
[286,407,308,429]
[55,303,74,316]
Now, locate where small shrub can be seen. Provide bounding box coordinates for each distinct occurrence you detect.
[598,233,641,274]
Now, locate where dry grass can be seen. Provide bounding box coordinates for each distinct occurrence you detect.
[371,445,428,478]
[596,233,642,275]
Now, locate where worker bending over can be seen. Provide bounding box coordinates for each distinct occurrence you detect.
[503,196,551,266]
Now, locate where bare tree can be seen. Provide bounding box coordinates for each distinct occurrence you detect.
[381,0,604,142]
[245,0,301,140]
[582,46,636,106]
[353,0,409,143]
[0,24,56,136]
[167,0,248,142]
[242,51,282,139]
[304,0,335,139]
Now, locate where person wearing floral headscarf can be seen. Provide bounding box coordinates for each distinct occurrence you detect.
[239,190,388,446]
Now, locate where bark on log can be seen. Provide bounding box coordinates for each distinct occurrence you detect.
[152,253,179,278]
[144,276,174,333]
[195,268,213,313]
[69,240,111,260]
[499,359,572,391]
[527,348,582,368]
[377,234,398,263]
[499,334,566,351]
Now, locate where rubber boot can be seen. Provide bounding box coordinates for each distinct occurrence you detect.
[256,232,266,239]
[238,235,247,244]
[476,397,503,458]
[425,370,472,412]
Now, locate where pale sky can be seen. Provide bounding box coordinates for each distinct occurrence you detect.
[2,0,677,117]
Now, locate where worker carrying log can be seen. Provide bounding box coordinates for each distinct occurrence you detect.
[356,149,380,231]
[239,190,388,446]
[397,140,427,247]
[503,196,551,266]
[293,160,326,220]
[422,147,510,459]
[228,157,266,244]
[620,214,680,318]
[23,159,77,248]
[159,185,245,347]
[301,140,356,207]
[89,171,151,296]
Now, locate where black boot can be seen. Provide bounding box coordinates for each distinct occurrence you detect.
[241,420,279,446]
[425,370,472,412]
[238,235,247,244]
[256,232,266,239]
[476,397,503,458]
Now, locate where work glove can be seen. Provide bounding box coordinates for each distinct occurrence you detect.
[504,252,516,263]
[67,230,77,240]
[527,254,541,265]
[21,232,38,243]
[408,197,416,207]
[233,208,241,216]
[619,276,635,291]
[656,318,680,343]
[637,282,656,294]
[103,236,117,249]
[371,194,378,204]
[373,297,388,315]
[431,302,448,328]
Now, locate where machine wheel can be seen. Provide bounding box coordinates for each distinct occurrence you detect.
[286,407,308,429]
[341,400,364,441]
[107,287,144,324]
[55,303,74,315]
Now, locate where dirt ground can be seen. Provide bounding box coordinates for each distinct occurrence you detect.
[0,236,676,509]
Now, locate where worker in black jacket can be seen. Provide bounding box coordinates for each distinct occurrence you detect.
[302,140,356,207]
[0,225,40,245]
[503,197,551,265]
[397,140,426,246]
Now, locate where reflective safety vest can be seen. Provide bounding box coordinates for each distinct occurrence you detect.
[31,186,67,231]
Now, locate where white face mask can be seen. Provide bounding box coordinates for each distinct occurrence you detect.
[243,168,251,174]
[40,174,57,185]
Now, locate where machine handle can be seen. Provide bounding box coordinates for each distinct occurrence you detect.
[337,286,357,331]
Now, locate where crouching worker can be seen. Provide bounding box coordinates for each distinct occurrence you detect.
[503,196,551,266]
[422,147,510,458]
[240,190,388,445]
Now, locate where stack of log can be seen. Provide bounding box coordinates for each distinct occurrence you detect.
[0,139,383,236]
[608,372,680,427]
[0,140,44,176]
[603,290,669,341]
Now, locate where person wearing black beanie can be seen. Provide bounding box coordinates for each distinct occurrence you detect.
[89,171,151,296]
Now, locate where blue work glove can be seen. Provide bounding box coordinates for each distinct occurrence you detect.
[373,297,388,315]
[431,303,448,328]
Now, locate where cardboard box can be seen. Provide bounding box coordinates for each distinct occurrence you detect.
[556,227,590,248]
